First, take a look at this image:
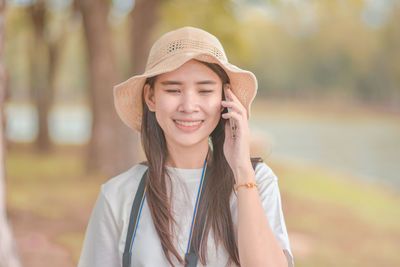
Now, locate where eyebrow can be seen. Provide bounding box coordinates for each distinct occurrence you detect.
[160,80,217,85]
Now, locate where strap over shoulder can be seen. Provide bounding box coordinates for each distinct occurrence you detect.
[139,160,148,166]
[250,157,263,170]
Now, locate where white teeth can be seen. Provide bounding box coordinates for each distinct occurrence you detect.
[174,120,202,126]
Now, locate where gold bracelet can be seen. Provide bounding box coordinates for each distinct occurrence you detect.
[235,182,258,191]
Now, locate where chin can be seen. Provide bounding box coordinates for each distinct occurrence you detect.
[175,138,203,147]
[170,134,209,148]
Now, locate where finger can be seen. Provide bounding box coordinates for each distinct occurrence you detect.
[224,88,247,116]
[224,120,233,139]
[225,88,241,104]
[221,110,244,129]
[221,100,246,117]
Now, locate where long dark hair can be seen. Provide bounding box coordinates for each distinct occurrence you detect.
[140,60,240,266]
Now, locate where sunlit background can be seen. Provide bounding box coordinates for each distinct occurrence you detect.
[2,0,400,266]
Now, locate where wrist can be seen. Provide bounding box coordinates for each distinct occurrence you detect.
[233,163,256,184]
[235,182,258,191]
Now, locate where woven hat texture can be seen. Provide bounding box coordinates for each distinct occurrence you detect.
[113,26,258,132]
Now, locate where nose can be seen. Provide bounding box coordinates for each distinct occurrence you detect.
[177,90,200,113]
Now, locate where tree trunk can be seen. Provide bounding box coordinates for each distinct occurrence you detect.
[28,0,53,152]
[75,0,141,178]
[130,0,160,75]
[28,0,65,152]
[0,0,21,265]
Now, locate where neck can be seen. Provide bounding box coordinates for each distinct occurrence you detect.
[165,139,210,169]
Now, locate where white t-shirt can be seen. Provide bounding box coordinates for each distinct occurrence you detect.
[78,162,294,267]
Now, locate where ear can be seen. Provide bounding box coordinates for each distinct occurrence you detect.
[143,83,156,112]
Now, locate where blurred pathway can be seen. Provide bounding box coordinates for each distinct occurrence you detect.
[9,209,76,267]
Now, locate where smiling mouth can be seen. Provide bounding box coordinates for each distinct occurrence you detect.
[173,120,204,126]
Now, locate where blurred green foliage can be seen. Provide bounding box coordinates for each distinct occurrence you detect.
[5,0,400,107]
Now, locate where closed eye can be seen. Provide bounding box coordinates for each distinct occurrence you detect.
[165,89,180,93]
[165,89,213,93]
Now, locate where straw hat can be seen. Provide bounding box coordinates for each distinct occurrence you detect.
[113,26,258,132]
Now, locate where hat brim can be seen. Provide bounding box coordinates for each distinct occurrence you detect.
[113,52,257,132]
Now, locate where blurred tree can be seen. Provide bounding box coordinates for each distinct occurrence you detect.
[74,0,141,177]
[158,0,249,65]
[27,0,65,151]
[238,0,399,104]
[130,0,160,74]
[0,0,21,265]
[380,2,400,108]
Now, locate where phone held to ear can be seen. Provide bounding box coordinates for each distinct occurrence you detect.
[223,84,236,139]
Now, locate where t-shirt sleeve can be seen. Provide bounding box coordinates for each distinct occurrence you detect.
[78,184,121,267]
[255,162,295,267]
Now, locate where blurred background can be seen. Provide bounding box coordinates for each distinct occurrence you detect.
[0,0,399,266]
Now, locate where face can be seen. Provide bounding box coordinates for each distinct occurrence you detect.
[144,59,224,150]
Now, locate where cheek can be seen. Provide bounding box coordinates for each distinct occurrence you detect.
[154,95,174,113]
[153,96,175,129]
[207,101,222,132]
[205,98,223,118]
[157,102,172,114]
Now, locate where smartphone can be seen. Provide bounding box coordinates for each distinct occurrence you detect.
[222,84,236,139]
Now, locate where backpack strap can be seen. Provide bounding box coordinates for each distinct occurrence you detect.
[184,163,211,267]
[123,157,263,267]
[251,157,263,170]
[122,168,148,267]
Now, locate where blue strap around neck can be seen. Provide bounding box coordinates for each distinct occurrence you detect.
[186,151,209,254]
[129,150,209,257]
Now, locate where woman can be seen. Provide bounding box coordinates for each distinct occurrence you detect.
[78,26,294,267]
